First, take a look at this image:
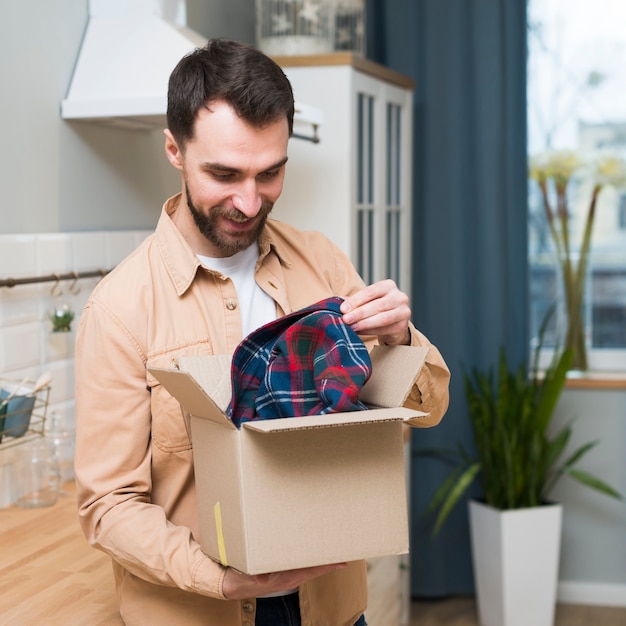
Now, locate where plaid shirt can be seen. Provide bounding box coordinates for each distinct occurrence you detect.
[227,297,372,427]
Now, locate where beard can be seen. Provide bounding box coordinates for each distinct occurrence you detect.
[185,182,273,256]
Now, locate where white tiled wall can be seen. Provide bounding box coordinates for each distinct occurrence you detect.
[0,229,151,440]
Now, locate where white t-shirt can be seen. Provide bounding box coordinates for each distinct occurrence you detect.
[198,246,294,596]
[197,245,276,337]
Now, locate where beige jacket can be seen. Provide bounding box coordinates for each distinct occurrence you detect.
[74,194,450,626]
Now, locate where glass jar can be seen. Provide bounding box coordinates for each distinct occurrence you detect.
[14,440,60,508]
[47,429,75,486]
[45,412,76,485]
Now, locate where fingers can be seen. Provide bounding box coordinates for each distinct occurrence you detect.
[223,563,346,600]
[254,563,346,589]
[340,280,411,344]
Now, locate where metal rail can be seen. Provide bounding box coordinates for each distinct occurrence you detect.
[0,269,111,289]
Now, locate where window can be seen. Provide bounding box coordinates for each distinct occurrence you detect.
[592,269,626,348]
[527,0,626,370]
[619,194,626,230]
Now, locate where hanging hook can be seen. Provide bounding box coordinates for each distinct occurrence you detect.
[69,272,81,295]
[50,274,63,297]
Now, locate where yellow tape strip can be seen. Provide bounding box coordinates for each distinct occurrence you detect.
[213,501,228,566]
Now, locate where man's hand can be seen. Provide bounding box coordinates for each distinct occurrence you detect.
[222,563,346,600]
[340,279,411,346]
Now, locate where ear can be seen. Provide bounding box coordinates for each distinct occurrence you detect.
[164,129,184,170]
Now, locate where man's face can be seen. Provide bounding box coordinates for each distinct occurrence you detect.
[164,101,289,257]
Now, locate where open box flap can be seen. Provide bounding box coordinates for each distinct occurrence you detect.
[176,354,233,410]
[149,354,235,429]
[403,412,432,427]
[360,345,429,408]
[150,345,430,430]
[242,406,423,433]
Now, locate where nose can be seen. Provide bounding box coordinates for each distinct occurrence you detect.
[231,180,262,217]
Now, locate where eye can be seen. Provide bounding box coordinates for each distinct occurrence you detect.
[258,169,281,182]
[210,171,235,182]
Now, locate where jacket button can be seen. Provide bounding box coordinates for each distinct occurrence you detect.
[242,601,254,613]
[226,298,237,311]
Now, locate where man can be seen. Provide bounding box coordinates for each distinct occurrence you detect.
[74,39,450,626]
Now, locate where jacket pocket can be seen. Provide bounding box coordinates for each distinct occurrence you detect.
[147,344,214,452]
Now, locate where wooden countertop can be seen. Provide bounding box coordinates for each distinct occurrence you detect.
[0,482,122,625]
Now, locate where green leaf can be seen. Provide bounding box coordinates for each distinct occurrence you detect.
[534,348,573,435]
[564,468,623,500]
[433,462,481,534]
[420,338,620,531]
[541,425,572,496]
[423,465,465,518]
[545,425,572,469]
[560,440,598,471]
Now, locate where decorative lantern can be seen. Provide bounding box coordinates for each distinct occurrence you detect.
[256,0,365,57]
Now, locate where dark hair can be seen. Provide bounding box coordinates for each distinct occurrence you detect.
[166,38,294,148]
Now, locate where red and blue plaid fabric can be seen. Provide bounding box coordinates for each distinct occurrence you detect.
[227,297,372,428]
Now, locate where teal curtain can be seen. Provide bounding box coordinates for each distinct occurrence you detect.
[367,0,529,595]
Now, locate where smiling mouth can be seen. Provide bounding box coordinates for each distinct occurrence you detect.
[223,215,255,232]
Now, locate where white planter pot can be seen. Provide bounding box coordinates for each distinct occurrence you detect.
[469,500,562,626]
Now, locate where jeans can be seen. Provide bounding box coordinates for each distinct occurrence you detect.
[255,592,367,626]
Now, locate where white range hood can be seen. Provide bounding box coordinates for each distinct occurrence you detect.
[62,0,205,130]
[62,0,323,139]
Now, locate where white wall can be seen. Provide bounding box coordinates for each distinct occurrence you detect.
[550,387,626,606]
[0,0,254,499]
[0,0,255,235]
[0,228,151,507]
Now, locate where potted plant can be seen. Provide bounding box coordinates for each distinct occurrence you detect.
[423,336,622,626]
[49,304,75,333]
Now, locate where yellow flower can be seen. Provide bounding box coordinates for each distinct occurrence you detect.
[529,149,583,185]
[595,153,626,187]
[545,149,583,182]
[528,148,626,370]
[529,153,549,183]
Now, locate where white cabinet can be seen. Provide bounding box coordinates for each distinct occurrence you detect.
[274,54,415,625]
[366,554,407,625]
[273,53,415,300]
[365,443,413,625]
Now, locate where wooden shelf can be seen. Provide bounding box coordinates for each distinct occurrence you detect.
[271,52,415,89]
[564,372,626,390]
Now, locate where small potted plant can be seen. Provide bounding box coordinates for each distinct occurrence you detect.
[423,327,622,626]
[49,304,75,332]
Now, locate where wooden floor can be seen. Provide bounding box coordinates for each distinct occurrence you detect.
[0,483,122,626]
[1,483,625,625]
[410,596,626,625]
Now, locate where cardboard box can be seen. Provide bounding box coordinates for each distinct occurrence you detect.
[150,344,430,575]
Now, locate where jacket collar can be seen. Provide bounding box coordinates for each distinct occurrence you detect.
[155,193,292,297]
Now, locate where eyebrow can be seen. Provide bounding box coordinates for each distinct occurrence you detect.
[201,156,289,174]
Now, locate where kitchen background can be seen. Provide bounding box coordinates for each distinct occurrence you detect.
[0,0,624,612]
[0,0,250,495]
